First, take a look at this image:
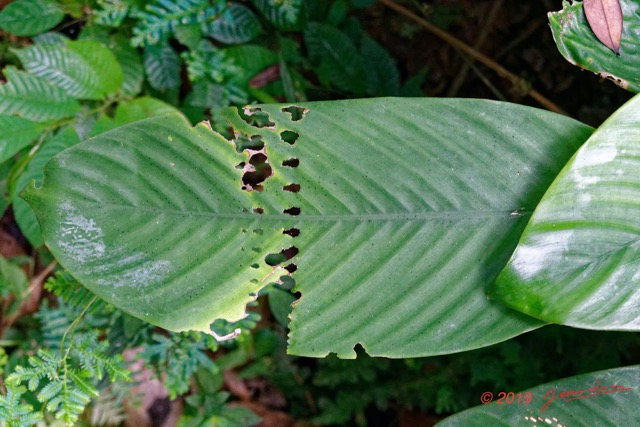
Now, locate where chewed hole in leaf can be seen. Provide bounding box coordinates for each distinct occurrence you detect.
[282,158,299,168]
[242,152,272,192]
[283,183,300,193]
[265,246,299,266]
[253,208,264,214]
[284,207,301,216]
[285,263,297,273]
[234,133,264,152]
[235,162,245,169]
[282,106,307,121]
[283,228,300,237]
[280,130,299,145]
[238,106,275,128]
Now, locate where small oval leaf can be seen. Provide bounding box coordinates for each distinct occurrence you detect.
[583,0,623,54]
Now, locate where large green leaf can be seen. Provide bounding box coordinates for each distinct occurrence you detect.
[13,40,123,100]
[0,0,64,37]
[436,365,640,426]
[0,66,80,122]
[491,94,640,330]
[549,0,640,92]
[23,99,593,357]
[0,115,43,164]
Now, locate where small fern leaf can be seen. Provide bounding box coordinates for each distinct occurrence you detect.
[0,66,80,121]
[252,0,305,30]
[90,390,127,426]
[0,383,43,427]
[37,380,63,403]
[94,0,131,27]
[204,4,262,44]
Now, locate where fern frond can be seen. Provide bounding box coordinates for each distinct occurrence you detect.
[8,349,61,391]
[90,389,127,426]
[71,332,130,383]
[0,383,42,427]
[132,0,226,46]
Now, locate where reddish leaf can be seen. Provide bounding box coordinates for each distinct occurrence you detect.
[583,0,623,54]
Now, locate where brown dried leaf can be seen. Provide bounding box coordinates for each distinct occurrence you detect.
[583,0,623,54]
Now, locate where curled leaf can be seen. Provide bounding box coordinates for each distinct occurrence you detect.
[583,0,623,54]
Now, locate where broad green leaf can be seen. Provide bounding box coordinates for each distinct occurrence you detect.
[0,66,80,122]
[23,99,592,357]
[143,44,181,91]
[436,365,640,426]
[549,0,640,92]
[12,127,79,247]
[491,94,640,330]
[13,40,123,100]
[0,0,64,36]
[0,115,43,164]
[204,4,262,45]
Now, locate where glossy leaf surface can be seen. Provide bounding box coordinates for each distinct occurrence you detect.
[24,99,593,357]
[437,365,640,426]
[492,94,640,330]
[549,0,640,92]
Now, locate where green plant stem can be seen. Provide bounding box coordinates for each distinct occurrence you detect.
[378,0,568,115]
[59,295,98,360]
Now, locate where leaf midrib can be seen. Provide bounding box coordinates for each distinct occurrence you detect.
[61,199,533,221]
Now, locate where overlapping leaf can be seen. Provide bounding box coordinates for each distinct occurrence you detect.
[13,40,123,100]
[0,67,80,122]
[24,99,593,357]
[436,365,640,426]
[0,115,43,164]
[492,94,640,330]
[549,0,640,92]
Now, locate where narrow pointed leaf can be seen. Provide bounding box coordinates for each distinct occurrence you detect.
[23,99,592,357]
[436,365,640,426]
[583,0,623,54]
[549,0,640,92]
[492,94,640,330]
